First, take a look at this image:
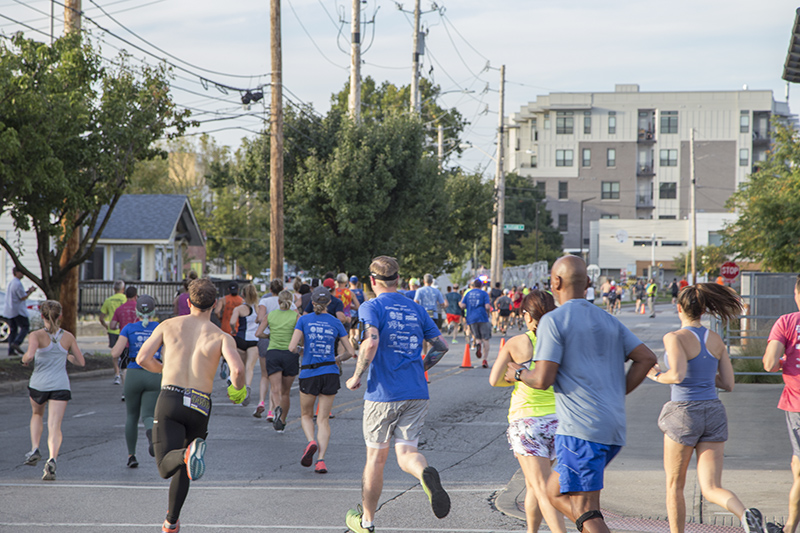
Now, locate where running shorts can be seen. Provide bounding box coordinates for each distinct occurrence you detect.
[658,399,728,447]
[554,435,621,493]
[470,322,492,341]
[506,415,558,459]
[234,337,258,351]
[785,411,800,458]
[363,399,428,449]
[28,387,71,404]
[499,309,511,318]
[108,332,119,349]
[264,349,299,377]
[446,313,461,324]
[298,373,340,396]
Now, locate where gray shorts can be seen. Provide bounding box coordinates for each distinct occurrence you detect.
[785,410,800,458]
[658,399,728,447]
[469,321,492,341]
[363,399,428,449]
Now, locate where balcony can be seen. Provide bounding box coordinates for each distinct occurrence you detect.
[636,195,654,208]
[637,164,654,177]
[637,129,656,143]
[752,130,770,146]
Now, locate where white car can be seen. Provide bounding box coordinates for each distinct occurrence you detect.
[0,290,44,343]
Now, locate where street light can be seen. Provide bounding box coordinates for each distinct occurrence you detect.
[579,197,595,262]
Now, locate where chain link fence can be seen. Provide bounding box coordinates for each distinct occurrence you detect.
[502,261,549,290]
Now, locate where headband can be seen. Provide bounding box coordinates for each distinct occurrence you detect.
[370,272,398,281]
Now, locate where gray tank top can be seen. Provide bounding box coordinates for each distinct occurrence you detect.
[28,329,71,392]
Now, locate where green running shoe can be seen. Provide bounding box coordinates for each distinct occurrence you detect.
[345,505,374,533]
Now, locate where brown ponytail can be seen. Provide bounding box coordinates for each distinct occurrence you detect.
[521,290,556,334]
[40,300,62,334]
[677,283,742,323]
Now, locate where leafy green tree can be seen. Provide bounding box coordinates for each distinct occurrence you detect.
[723,121,800,271]
[503,173,562,265]
[0,33,191,300]
[509,230,563,267]
[672,245,729,277]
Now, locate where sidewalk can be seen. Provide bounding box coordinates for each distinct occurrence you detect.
[494,303,791,531]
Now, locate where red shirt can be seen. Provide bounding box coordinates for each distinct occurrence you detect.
[112,299,138,331]
[679,279,689,290]
[769,312,800,412]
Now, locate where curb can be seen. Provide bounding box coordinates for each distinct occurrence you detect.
[494,468,526,522]
[0,368,115,396]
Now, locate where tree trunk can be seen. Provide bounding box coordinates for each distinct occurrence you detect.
[59,226,79,336]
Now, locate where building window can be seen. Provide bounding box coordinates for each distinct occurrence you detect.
[740,111,749,134]
[531,118,538,141]
[660,111,678,134]
[601,181,620,200]
[113,246,142,280]
[558,214,568,232]
[530,154,538,168]
[556,149,573,167]
[583,111,591,134]
[82,246,105,280]
[659,215,677,220]
[582,148,591,167]
[600,214,620,219]
[633,240,655,246]
[536,181,546,195]
[659,182,677,199]
[659,149,678,167]
[739,148,749,166]
[608,111,616,134]
[556,111,574,134]
[607,148,616,167]
[544,116,551,130]
[558,181,568,199]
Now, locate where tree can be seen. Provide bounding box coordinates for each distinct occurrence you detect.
[723,121,800,271]
[672,245,729,278]
[503,173,562,265]
[509,230,563,267]
[0,33,191,301]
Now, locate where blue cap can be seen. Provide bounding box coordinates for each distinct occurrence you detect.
[349,275,358,283]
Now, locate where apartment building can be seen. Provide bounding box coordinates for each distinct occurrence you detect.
[504,84,791,254]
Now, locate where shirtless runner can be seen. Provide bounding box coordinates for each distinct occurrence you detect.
[137,278,246,533]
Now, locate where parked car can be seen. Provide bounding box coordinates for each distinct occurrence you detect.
[0,289,44,343]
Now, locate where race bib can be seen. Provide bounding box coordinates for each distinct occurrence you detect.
[183,388,211,416]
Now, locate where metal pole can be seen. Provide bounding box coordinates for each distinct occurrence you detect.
[270,0,285,282]
[690,128,696,284]
[535,202,539,262]
[490,65,506,286]
[410,0,421,114]
[437,123,444,170]
[348,0,361,123]
[50,0,55,44]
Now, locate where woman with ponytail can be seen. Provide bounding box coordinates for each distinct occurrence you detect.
[489,291,566,533]
[111,295,162,469]
[21,300,85,481]
[647,283,766,533]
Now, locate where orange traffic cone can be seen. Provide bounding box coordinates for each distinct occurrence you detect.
[640,304,646,315]
[500,337,506,349]
[459,342,473,368]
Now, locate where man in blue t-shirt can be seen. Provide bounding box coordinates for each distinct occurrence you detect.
[344,256,450,533]
[506,256,656,533]
[459,279,492,366]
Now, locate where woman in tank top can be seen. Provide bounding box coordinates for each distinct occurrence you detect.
[230,283,261,408]
[489,291,566,533]
[21,300,85,481]
[647,283,766,533]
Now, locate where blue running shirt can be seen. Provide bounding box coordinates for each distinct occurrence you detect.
[120,321,161,370]
[296,312,347,378]
[461,289,490,325]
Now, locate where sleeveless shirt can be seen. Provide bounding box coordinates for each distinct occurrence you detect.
[669,325,719,402]
[508,331,557,421]
[29,329,70,392]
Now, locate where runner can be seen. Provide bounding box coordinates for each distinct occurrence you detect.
[635,279,646,314]
[110,295,161,468]
[4,266,36,356]
[21,300,85,481]
[136,278,246,533]
[348,276,365,348]
[506,256,656,533]
[600,279,612,309]
[230,283,261,408]
[335,273,359,327]
[511,286,524,330]
[490,282,503,332]
[605,280,617,314]
[110,286,138,396]
[647,283,766,533]
[344,255,450,533]
[172,271,198,317]
[289,286,355,473]
[256,279,297,421]
[495,289,513,336]
[255,290,299,430]
[444,285,462,344]
[302,278,348,324]
[461,279,492,368]
[669,278,680,312]
[99,280,126,378]
[490,290,566,533]
[214,282,243,336]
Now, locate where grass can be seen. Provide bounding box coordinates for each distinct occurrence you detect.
[0,352,113,383]
[730,334,782,384]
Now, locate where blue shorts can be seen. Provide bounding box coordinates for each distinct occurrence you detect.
[554,435,621,493]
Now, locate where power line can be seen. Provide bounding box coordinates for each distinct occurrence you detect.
[0,12,52,38]
[285,0,348,71]
[441,11,489,62]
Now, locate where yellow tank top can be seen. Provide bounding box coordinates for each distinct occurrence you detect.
[508,331,557,421]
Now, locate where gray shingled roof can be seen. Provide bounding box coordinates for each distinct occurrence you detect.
[94,194,201,243]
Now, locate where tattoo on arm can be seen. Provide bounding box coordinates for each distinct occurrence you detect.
[423,336,449,371]
[354,356,371,377]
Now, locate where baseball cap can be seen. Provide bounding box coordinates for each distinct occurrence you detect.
[336,273,348,283]
[349,275,358,283]
[229,282,239,294]
[136,295,156,315]
[311,286,331,304]
[323,278,336,289]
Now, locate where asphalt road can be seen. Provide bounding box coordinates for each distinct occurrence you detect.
[0,303,791,532]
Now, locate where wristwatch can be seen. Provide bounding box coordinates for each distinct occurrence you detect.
[514,368,524,382]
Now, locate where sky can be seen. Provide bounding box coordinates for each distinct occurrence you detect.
[1,0,798,176]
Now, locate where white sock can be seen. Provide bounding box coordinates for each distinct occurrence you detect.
[362,518,374,528]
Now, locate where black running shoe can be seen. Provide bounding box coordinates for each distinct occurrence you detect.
[23,449,41,466]
[127,455,139,468]
[273,406,285,431]
[766,523,785,533]
[42,458,56,481]
[744,508,766,533]
[421,466,450,519]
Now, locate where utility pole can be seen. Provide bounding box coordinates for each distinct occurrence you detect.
[690,128,696,285]
[58,0,81,337]
[489,65,506,287]
[410,0,421,114]
[437,123,444,170]
[50,0,55,44]
[579,197,596,263]
[270,0,284,282]
[348,0,361,123]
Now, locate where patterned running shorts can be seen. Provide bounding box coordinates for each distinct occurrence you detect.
[506,414,558,459]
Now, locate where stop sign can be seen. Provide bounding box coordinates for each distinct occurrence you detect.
[720,261,739,281]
